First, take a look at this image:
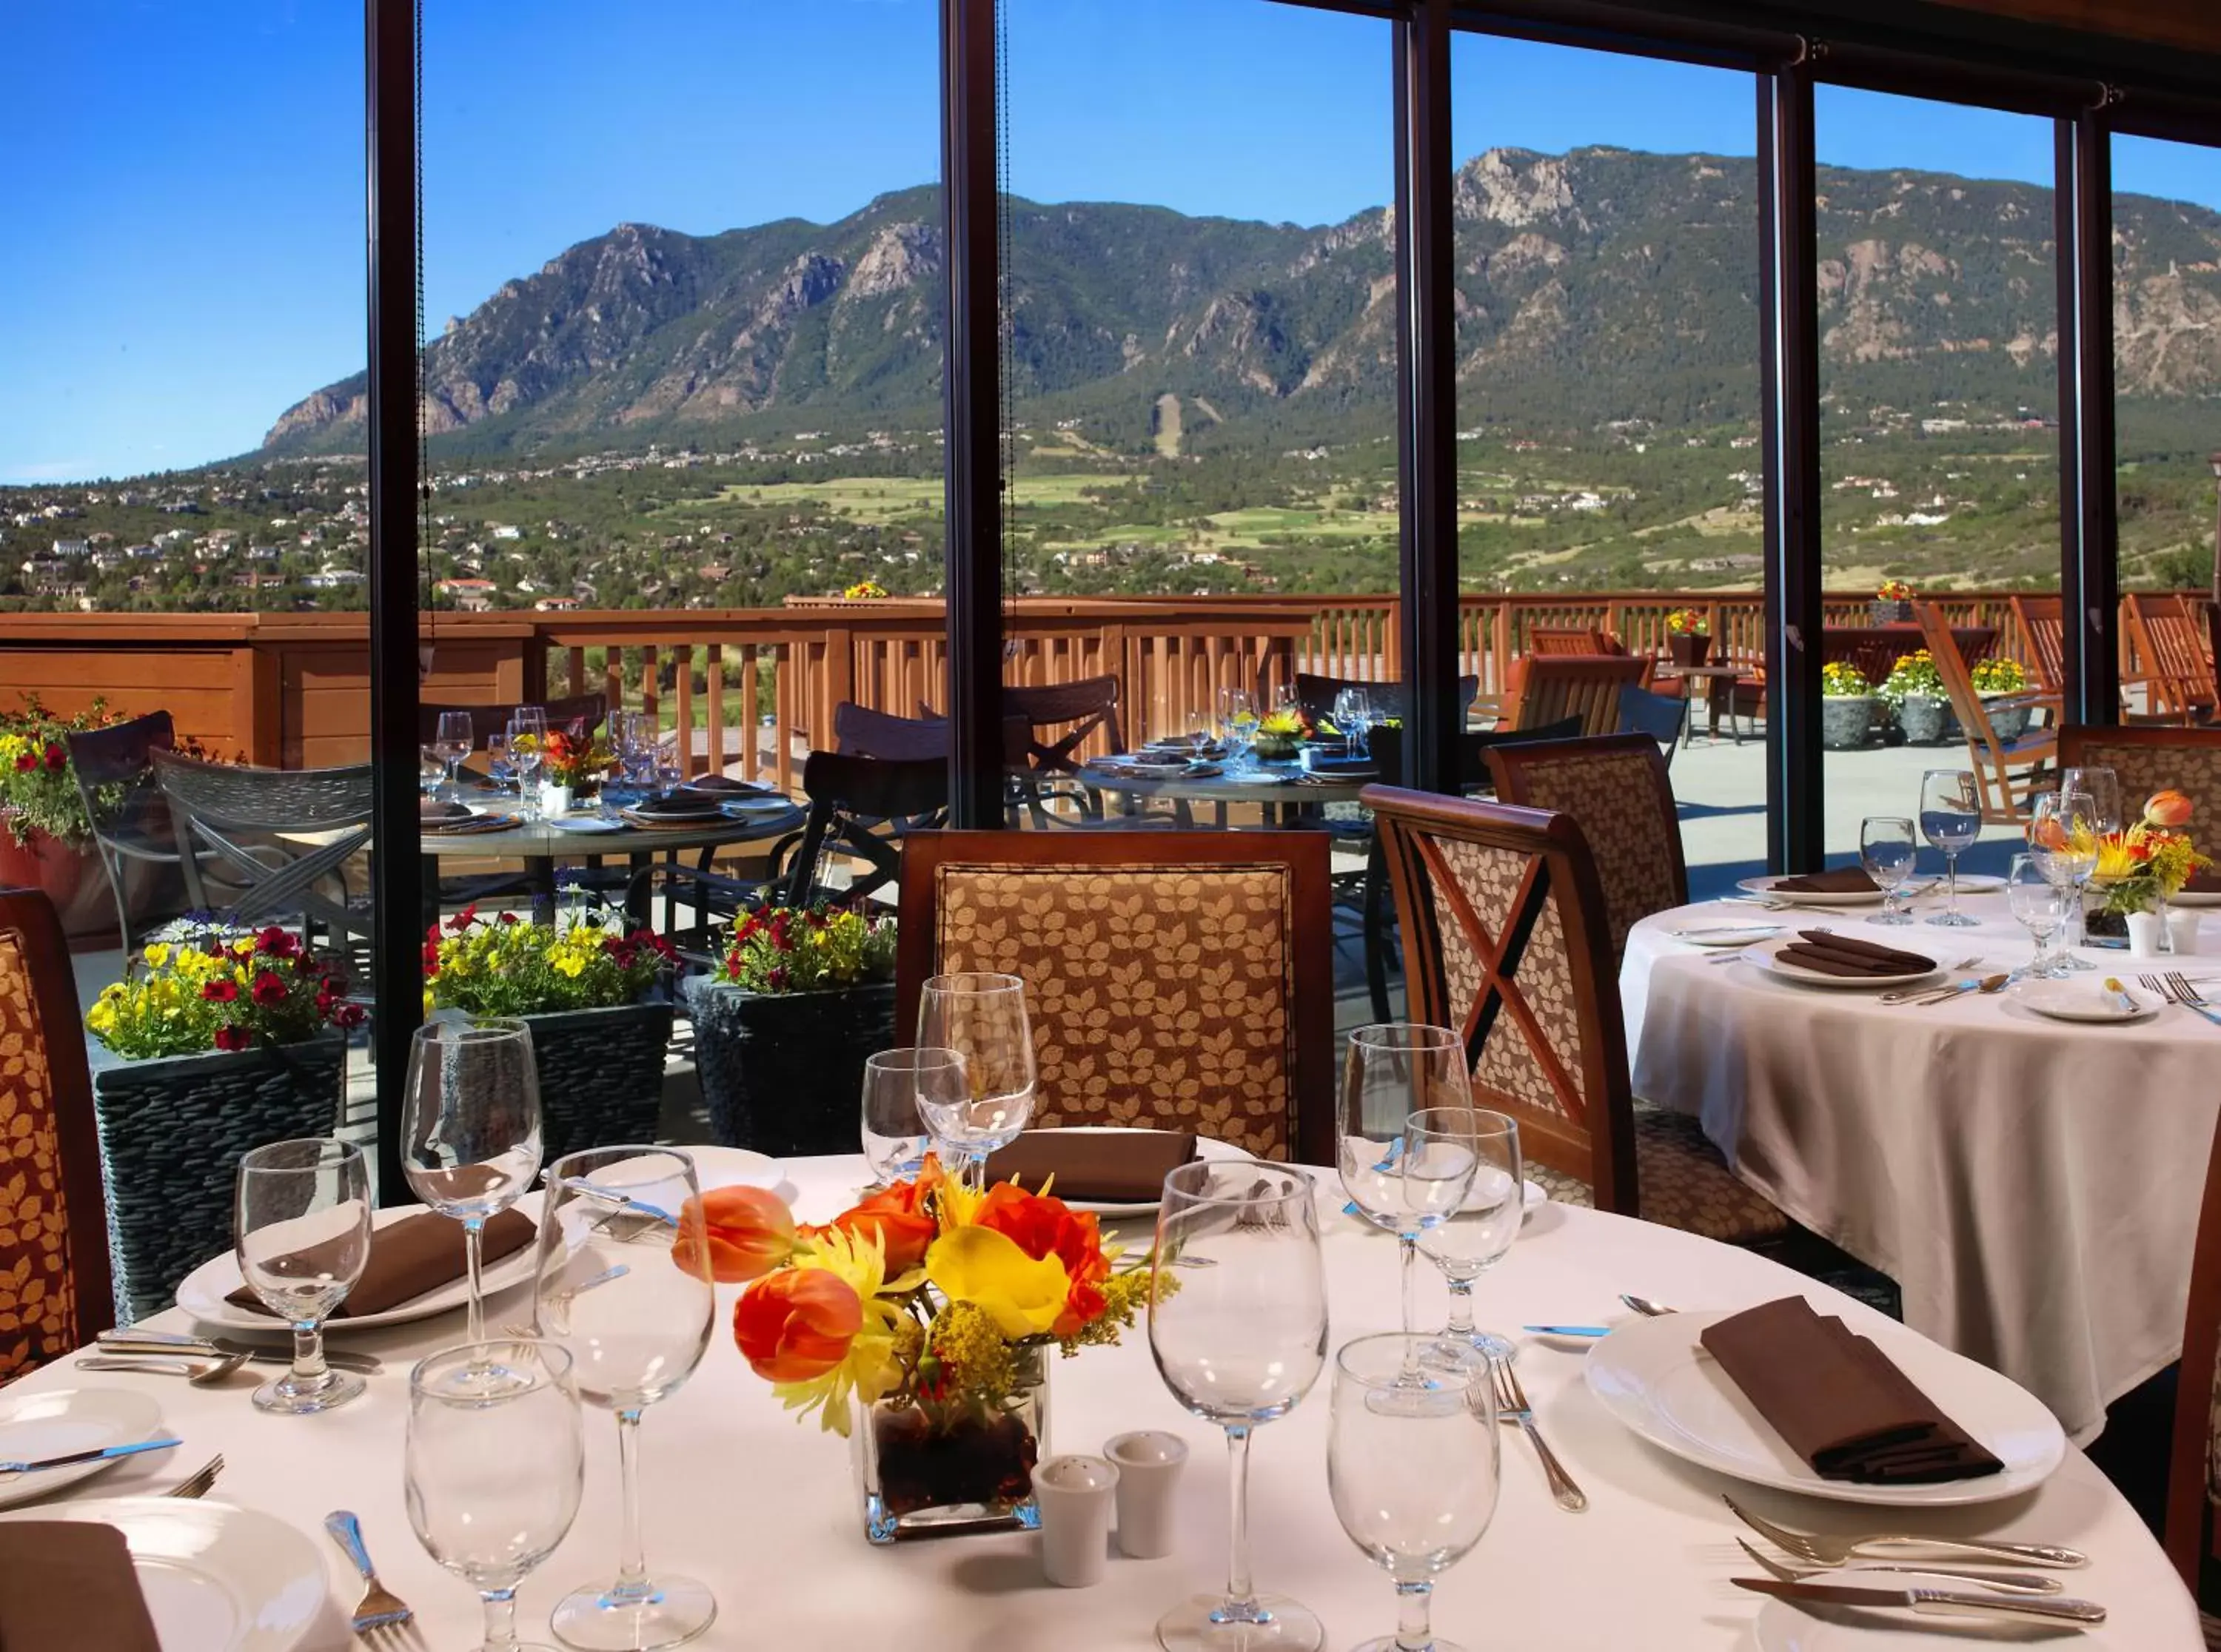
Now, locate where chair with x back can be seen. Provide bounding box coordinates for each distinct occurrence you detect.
[153,751,375,952]
[1362,785,1789,1245]
[67,709,200,952]
[418,692,608,748]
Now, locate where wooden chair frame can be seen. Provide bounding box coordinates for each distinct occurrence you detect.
[2008,594,2068,702]
[894,829,1336,1166]
[1505,654,1651,736]
[1913,602,2056,824]
[2125,594,2217,725]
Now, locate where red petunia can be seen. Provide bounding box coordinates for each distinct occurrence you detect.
[13,752,34,773]
[213,1025,252,1052]
[255,925,296,958]
[42,743,65,771]
[202,978,239,1003]
[249,970,287,1007]
[498,911,519,925]
[446,904,478,933]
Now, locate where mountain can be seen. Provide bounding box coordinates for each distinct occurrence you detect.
[261,147,2221,459]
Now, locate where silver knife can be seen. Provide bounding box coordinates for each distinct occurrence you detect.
[99,1331,382,1374]
[1733,1577,2106,1626]
[0,1437,181,1476]
[1522,1325,1609,1337]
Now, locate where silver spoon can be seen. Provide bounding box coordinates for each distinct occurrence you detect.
[1620,1295,1676,1317]
[75,1351,252,1386]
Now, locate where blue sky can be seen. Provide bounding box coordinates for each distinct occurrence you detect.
[4,0,2217,484]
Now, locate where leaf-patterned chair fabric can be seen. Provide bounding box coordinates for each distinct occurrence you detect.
[0,887,114,1376]
[2057,725,2221,829]
[896,831,1335,1165]
[1362,786,1786,1245]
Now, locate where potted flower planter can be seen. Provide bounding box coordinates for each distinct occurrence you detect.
[1870,600,1915,625]
[521,997,676,1163]
[1895,694,1949,745]
[1667,632,1712,668]
[685,973,897,1154]
[0,818,112,942]
[1820,695,1875,750]
[1980,694,2031,742]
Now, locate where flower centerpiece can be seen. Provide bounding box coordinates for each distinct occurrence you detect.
[685,1159,1157,1542]
[426,901,677,1159]
[842,580,890,600]
[1820,660,1875,750]
[2077,791,2210,954]
[1250,706,1305,762]
[1880,649,1949,744]
[517,726,612,815]
[1873,578,1916,623]
[686,904,900,1154]
[1664,608,1712,666]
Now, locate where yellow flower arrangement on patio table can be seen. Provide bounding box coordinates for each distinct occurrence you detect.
[679,1155,1157,1436]
[1664,608,1707,635]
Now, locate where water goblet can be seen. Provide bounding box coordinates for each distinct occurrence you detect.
[1333,687,1376,759]
[436,711,475,800]
[2031,786,2100,973]
[861,1047,961,1186]
[402,1016,543,1360]
[1328,1332,1500,1652]
[536,1146,717,1651]
[1413,1108,1522,1363]
[486,730,514,790]
[1149,1161,1328,1652]
[2006,852,2068,978]
[2056,767,2119,964]
[1338,1024,1469,1337]
[1858,816,1917,925]
[914,972,1035,1191]
[234,1138,372,1415]
[422,745,447,798]
[509,716,546,822]
[406,1339,584,1652]
[1222,688,1259,767]
[1917,769,1983,927]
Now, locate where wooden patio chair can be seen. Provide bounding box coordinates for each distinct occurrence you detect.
[66,709,201,951]
[2056,724,2221,826]
[1360,785,1788,1244]
[2125,593,2217,725]
[0,887,115,1374]
[1912,602,2055,825]
[153,751,375,949]
[2165,1087,2221,1626]
[1505,654,1650,736]
[895,829,1335,1165]
[2009,594,2068,702]
[1526,626,1618,657]
[1483,733,1688,970]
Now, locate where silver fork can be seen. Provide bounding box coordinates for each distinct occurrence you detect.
[163,1454,224,1500]
[2148,971,2221,1027]
[1735,1536,2063,1596]
[324,1511,426,1646]
[1723,1495,2088,1568]
[1490,1356,1586,1511]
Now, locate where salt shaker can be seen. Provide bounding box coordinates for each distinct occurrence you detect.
[1033,1454,1119,1586]
[1105,1430,1188,1559]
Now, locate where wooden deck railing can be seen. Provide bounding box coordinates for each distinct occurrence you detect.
[0,590,2184,780]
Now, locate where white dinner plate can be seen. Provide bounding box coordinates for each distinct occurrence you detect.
[1222,770,1297,786]
[678,1146,791,1201]
[1736,875,1885,907]
[1671,922,1784,949]
[1585,1306,2066,1507]
[0,1497,330,1651]
[1752,1568,2117,1651]
[2171,888,2221,908]
[0,1387,167,1508]
[1737,935,1942,991]
[2013,978,2160,1024]
[1460,1175,1549,1215]
[720,797,794,813]
[546,815,625,834]
[174,1203,539,1334]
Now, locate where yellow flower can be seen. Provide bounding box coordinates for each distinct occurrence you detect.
[925,1226,1069,1339]
[553,953,586,978]
[141,943,170,970]
[768,1226,908,1433]
[232,937,257,956]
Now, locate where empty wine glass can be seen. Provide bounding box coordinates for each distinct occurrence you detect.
[436,711,475,799]
[1187,706,1216,750]
[2031,786,2100,973]
[486,730,514,790]
[860,1047,961,1186]
[915,973,1035,1191]
[1333,687,1376,759]
[406,1339,584,1652]
[1328,1332,1500,1652]
[234,1138,372,1415]
[536,1146,717,1651]
[1339,1024,1469,1336]
[403,1016,543,1362]
[421,745,446,798]
[2006,852,2069,978]
[1222,688,1259,766]
[1858,816,1917,926]
[1917,769,1983,927]
[509,716,546,822]
[1413,1108,1522,1363]
[2061,766,2122,836]
[1149,1161,1328,1652]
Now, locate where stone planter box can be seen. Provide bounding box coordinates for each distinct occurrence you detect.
[1980,694,2031,742]
[90,1031,348,1323]
[1870,600,1915,625]
[522,998,676,1164]
[1895,694,1949,745]
[686,974,897,1155]
[1667,632,1712,668]
[1820,695,1876,751]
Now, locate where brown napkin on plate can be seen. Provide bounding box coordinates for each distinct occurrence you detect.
[2185,868,2221,894]
[1701,1296,2003,1483]
[421,798,473,824]
[227,1207,535,1318]
[983,1129,1198,1203]
[0,1522,161,1652]
[1769,867,1879,895]
[1777,930,1935,978]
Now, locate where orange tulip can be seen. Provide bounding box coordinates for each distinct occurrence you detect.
[2144,789,2194,827]
[2029,816,2067,850]
[677,1185,798,1283]
[732,1268,862,1383]
[819,1186,938,1276]
[974,1183,1110,1337]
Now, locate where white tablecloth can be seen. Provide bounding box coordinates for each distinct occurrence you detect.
[1623,894,2221,1445]
[5,1155,2197,1649]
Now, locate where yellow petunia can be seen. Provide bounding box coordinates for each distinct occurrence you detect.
[925,1226,1068,1340]
[141,943,171,970]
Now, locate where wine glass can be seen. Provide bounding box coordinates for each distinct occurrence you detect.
[2031,787,2100,974]
[509,716,546,822]
[1339,1024,1468,1336]
[406,1339,584,1652]
[1149,1161,1329,1652]
[1222,688,1259,766]
[421,745,446,798]
[435,711,475,799]
[1333,687,1376,760]
[485,730,513,790]
[860,1047,961,1186]
[234,1138,372,1415]
[1328,1333,1500,1652]
[2056,767,2119,965]
[1858,816,1917,926]
[1187,705,1216,750]
[402,1016,543,1360]
[2006,851,2069,978]
[1413,1108,1522,1363]
[914,973,1035,1191]
[1917,769,1983,927]
[535,1146,717,1651]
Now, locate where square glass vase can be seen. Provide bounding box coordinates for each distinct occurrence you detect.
[853,1352,1046,1545]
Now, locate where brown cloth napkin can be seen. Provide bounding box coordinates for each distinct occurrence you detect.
[2184,868,2221,894]
[228,1207,535,1318]
[421,798,474,824]
[983,1129,1198,1203]
[1777,930,1936,978]
[0,1522,160,1652]
[1769,867,1879,895]
[1701,1297,2003,1483]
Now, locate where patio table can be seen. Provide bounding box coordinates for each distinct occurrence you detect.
[1082,761,1373,827]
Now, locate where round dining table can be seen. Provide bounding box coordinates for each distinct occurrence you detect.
[1084,760,1373,827]
[1621,889,2221,1446]
[13,1153,2197,1650]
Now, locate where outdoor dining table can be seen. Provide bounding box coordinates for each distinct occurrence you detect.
[1621,889,2221,1444]
[14,1151,2197,1648]
[1084,759,1374,827]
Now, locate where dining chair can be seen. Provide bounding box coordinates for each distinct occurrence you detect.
[1504,654,1651,736]
[66,708,200,952]
[2164,1100,2221,1625]
[834,700,951,761]
[0,886,115,1374]
[2125,594,2217,725]
[2056,724,2221,825]
[1913,602,2057,825]
[417,691,607,748]
[1615,683,1687,765]
[1524,626,1620,657]
[153,751,376,952]
[1482,732,1688,970]
[2009,594,2068,703]
[1292,672,1482,729]
[1361,785,1790,1245]
[895,829,1335,1166]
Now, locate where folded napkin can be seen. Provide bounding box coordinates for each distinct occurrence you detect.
[2185,868,2221,894]
[679,775,774,797]
[227,1207,536,1318]
[424,813,515,836]
[1701,1296,2003,1483]
[982,1129,1198,1203]
[1776,930,1936,978]
[0,1522,160,1652]
[421,799,474,825]
[1769,867,1879,895]
[629,793,723,818]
